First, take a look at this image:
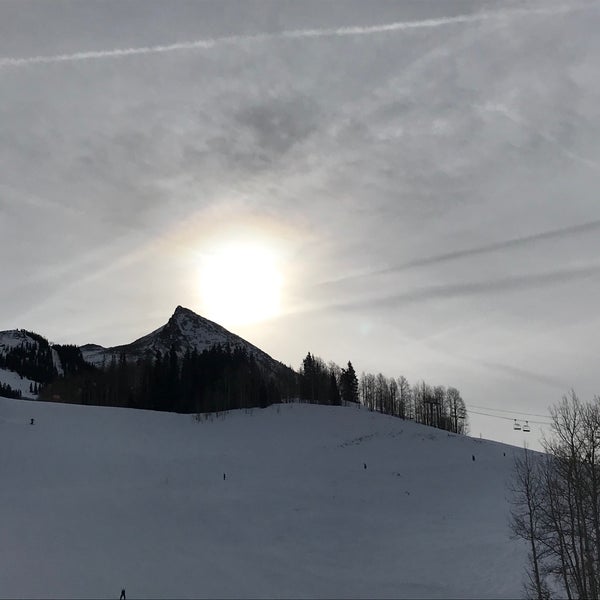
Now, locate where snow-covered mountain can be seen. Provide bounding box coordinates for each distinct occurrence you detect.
[0,366,37,399]
[0,397,526,598]
[0,306,289,400]
[80,305,284,373]
[0,330,60,371]
[0,329,63,399]
[0,329,35,353]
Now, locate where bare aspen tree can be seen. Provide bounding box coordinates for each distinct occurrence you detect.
[511,392,600,599]
[397,376,410,419]
[510,446,550,600]
[388,377,398,417]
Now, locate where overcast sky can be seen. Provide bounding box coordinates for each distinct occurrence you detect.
[2,0,600,446]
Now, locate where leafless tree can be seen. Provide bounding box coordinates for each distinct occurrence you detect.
[360,372,376,411]
[447,387,468,434]
[510,446,551,600]
[397,376,411,419]
[388,377,398,416]
[510,392,600,599]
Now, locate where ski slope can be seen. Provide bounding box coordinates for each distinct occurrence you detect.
[0,399,527,599]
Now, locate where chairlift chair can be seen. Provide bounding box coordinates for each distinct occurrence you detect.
[523,420,531,433]
[513,419,522,431]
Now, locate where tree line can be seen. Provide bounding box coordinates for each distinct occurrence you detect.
[2,330,469,438]
[298,352,467,435]
[299,353,359,406]
[40,348,361,416]
[358,372,467,434]
[0,382,22,399]
[40,344,295,414]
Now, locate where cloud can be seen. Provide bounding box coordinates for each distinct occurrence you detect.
[2,0,600,448]
[479,103,600,173]
[322,262,600,312]
[477,359,570,390]
[319,218,600,286]
[0,3,588,70]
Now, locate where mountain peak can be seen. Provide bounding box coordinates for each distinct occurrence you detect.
[170,305,208,325]
[80,305,281,374]
[169,305,213,330]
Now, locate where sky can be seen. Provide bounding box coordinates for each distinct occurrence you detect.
[2,0,600,447]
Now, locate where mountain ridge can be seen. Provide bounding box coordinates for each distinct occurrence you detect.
[0,307,288,398]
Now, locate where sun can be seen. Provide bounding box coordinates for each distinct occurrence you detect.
[199,242,283,327]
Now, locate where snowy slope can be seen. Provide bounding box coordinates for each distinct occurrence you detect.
[0,329,35,353]
[81,306,282,373]
[0,367,37,398]
[79,343,110,366]
[0,399,526,599]
[0,330,45,397]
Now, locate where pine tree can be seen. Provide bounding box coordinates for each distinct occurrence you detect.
[329,372,341,406]
[340,361,359,404]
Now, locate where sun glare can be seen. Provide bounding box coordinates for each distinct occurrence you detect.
[199,242,283,327]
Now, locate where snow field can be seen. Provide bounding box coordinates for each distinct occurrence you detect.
[0,399,526,599]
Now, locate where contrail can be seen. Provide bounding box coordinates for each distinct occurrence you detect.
[0,3,588,69]
[319,217,600,287]
[480,103,600,173]
[324,261,600,312]
[477,360,570,390]
[286,260,600,320]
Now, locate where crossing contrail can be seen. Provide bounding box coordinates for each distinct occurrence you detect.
[0,3,590,70]
[481,103,600,173]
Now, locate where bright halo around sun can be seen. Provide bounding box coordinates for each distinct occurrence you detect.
[199,242,283,327]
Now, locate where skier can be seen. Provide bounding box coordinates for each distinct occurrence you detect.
[30,418,34,425]
[363,463,367,470]
[120,589,126,600]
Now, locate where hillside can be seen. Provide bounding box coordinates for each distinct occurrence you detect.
[0,329,62,398]
[0,398,526,599]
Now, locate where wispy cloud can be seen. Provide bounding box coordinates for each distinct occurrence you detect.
[319,218,600,287]
[0,3,587,70]
[477,359,570,390]
[479,103,600,173]
[323,262,600,312]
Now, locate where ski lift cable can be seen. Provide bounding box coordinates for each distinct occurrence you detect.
[466,403,550,419]
[467,408,552,426]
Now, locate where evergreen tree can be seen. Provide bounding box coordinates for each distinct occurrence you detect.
[340,361,359,404]
[329,372,341,406]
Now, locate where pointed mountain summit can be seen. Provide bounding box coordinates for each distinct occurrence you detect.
[81,306,282,373]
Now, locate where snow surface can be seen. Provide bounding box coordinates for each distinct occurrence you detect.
[0,367,37,399]
[0,330,45,397]
[0,329,34,352]
[51,347,64,376]
[0,399,527,599]
[79,344,109,367]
